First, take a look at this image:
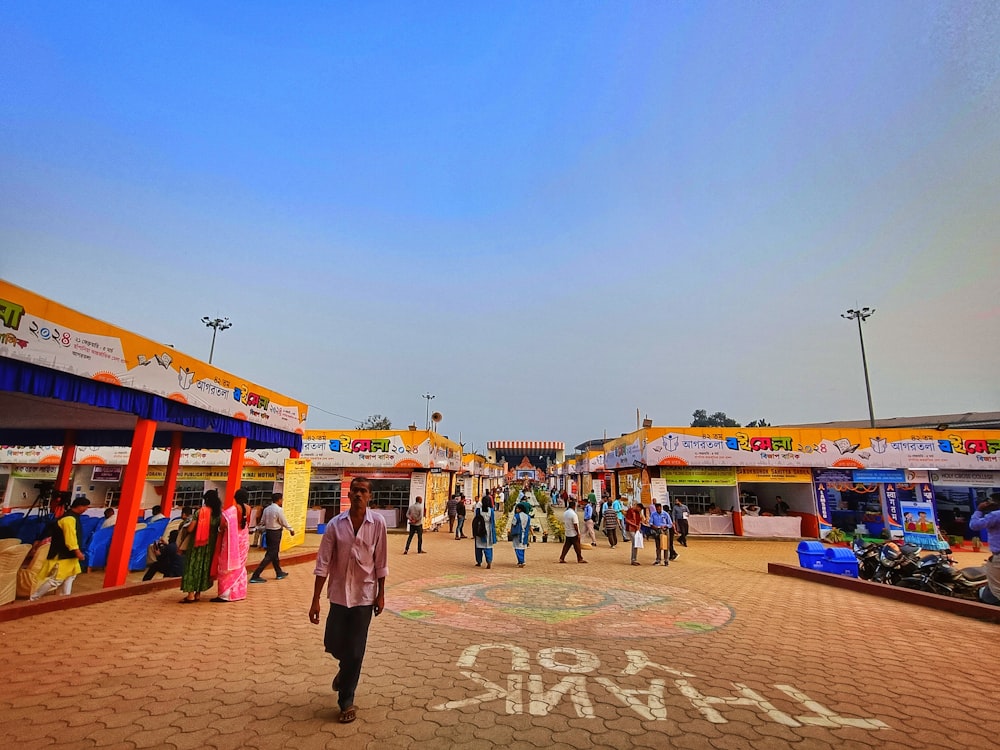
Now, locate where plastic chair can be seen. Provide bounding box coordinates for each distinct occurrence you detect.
[129,525,164,571]
[17,542,50,599]
[15,517,50,545]
[85,526,116,569]
[0,538,22,552]
[80,515,102,546]
[0,544,31,605]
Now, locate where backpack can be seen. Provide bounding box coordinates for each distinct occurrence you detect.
[472,509,487,539]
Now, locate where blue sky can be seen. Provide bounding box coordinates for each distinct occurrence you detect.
[2,2,998,453]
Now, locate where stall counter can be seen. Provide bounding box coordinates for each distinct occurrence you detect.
[687,515,734,535]
[740,515,802,538]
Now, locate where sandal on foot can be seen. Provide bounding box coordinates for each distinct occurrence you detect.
[340,705,357,724]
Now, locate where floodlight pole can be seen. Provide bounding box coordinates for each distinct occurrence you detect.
[841,307,876,428]
[202,316,232,365]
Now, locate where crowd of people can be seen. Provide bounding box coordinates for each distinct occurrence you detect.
[403,485,697,570]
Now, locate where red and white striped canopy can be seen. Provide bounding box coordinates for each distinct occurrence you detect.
[487,441,564,450]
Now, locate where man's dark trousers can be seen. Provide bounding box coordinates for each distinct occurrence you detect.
[253,529,284,578]
[404,523,423,553]
[325,603,374,710]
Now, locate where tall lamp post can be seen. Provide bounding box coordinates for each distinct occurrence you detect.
[201,316,232,365]
[841,307,876,428]
[422,393,435,430]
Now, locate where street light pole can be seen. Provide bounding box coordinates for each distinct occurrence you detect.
[422,393,435,431]
[201,316,232,365]
[841,307,876,428]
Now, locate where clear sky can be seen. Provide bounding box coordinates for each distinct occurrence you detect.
[2,2,998,453]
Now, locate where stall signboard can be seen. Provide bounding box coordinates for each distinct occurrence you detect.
[619,427,1000,471]
[650,478,669,504]
[929,470,999,488]
[853,469,906,484]
[661,468,737,486]
[11,465,58,480]
[143,466,278,482]
[582,450,605,473]
[409,472,428,508]
[1,444,296,468]
[92,466,123,482]
[736,467,813,483]
[0,280,308,434]
[604,434,643,470]
[280,459,310,552]
[814,469,853,484]
[300,430,461,471]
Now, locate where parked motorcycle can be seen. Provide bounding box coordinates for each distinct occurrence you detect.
[852,536,882,580]
[871,541,926,585]
[897,554,988,600]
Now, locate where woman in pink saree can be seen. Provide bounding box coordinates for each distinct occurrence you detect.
[212,489,252,603]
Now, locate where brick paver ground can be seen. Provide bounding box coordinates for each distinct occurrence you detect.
[1,530,995,749]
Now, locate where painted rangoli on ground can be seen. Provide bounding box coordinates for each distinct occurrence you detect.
[387,574,733,637]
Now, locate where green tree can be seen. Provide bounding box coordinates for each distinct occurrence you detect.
[359,414,392,430]
[690,409,741,427]
[745,418,771,427]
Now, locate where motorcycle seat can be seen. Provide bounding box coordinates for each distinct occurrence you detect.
[960,566,987,582]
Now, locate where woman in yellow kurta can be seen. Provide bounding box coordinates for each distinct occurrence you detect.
[30,496,91,600]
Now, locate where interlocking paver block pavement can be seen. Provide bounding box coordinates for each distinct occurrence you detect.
[0,532,995,749]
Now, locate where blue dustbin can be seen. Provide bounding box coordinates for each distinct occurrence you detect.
[316,523,327,535]
[796,540,826,571]
[824,547,859,577]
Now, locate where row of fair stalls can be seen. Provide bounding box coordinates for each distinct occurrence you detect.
[550,427,1000,542]
[1,428,471,531]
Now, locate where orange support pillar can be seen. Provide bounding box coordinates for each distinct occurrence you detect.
[732,510,744,536]
[225,436,247,509]
[104,418,157,588]
[55,430,77,494]
[160,431,183,518]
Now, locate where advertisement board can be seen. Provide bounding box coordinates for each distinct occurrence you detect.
[0,280,307,434]
[280,459,311,552]
[605,427,1000,471]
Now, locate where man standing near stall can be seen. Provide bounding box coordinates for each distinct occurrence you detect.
[673,497,690,547]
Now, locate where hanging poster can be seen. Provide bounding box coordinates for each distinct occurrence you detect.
[280,458,311,552]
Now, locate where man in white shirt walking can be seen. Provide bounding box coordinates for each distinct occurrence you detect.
[403,496,426,554]
[250,492,295,583]
[558,499,588,564]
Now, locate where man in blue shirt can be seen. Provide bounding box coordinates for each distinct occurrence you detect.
[969,493,1000,603]
[649,502,676,566]
[582,494,598,547]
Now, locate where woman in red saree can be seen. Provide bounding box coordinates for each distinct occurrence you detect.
[212,489,252,603]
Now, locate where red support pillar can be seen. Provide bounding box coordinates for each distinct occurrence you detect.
[225,436,247,509]
[289,448,300,459]
[55,430,77,494]
[104,419,157,588]
[160,431,183,518]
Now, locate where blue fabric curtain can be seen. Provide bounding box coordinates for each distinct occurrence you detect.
[0,357,303,451]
